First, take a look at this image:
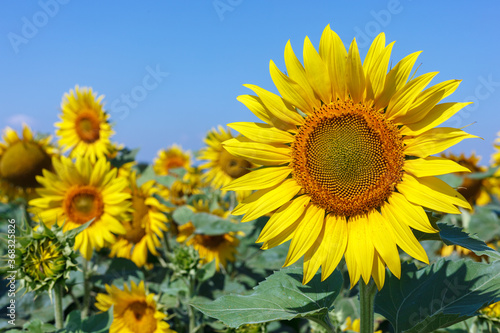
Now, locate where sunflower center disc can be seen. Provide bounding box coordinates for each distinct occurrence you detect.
[124,301,157,332]
[75,111,101,143]
[220,148,252,178]
[0,141,51,188]
[292,101,404,217]
[64,185,104,224]
[198,234,225,249]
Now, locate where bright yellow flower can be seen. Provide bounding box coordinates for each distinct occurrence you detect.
[55,86,115,162]
[199,126,254,201]
[0,124,56,200]
[343,316,382,333]
[153,144,190,176]
[29,156,130,260]
[482,301,500,319]
[225,25,474,288]
[95,280,176,333]
[109,172,169,268]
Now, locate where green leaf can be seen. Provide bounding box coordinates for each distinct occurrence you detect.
[436,174,463,188]
[414,223,500,260]
[82,311,112,333]
[172,206,194,225]
[375,259,500,333]
[136,165,176,188]
[22,320,56,333]
[467,166,499,180]
[191,213,243,235]
[109,147,139,169]
[63,310,82,332]
[191,267,343,328]
[196,260,217,282]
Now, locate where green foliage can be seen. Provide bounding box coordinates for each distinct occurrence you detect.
[375,259,500,333]
[191,267,343,328]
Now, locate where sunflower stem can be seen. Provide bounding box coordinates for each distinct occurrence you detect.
[187,275,198,333]
[53,283,64,329]
[359,279,377,333]
[81,258,90,319]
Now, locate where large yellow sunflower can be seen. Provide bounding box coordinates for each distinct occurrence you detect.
[153,144,190,176]
[224,25,475,288]
[29,156,130,260]
[55,86,115,162]
[0,124,56,200]
[95,280,176,333]
[199,126,254,201]
[109,172,169,268]
[176,200,240,270]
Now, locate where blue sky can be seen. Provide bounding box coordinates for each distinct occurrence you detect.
[1,1,499,165]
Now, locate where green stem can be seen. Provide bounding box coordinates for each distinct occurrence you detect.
[81,258,90,319]
[53,283,64,329]
[310,314,336,333]
[187,276,197,333]
[359,279,377,333]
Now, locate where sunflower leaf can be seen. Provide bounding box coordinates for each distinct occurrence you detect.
[375,259,500,333]
[190,267,343,328]
[172,206,194,225]
[136,165,176,188]
[413,222,500,260]
[467,165,499,180]
[191,213,250,235]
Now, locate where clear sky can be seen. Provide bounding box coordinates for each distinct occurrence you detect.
[1,1,499,165]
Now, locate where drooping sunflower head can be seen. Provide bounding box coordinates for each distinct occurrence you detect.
[199,126,254,200]
[95,280,176,333]
[176,200,239,271]
[224,25,476,288]
[441,152,491,207]
[55,85,115,163]
[153,144,190,176]
[0,124,56,200]
[109,172,169,268]
[29,156,130,260]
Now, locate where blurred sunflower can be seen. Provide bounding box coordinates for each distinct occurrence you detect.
[0,125,56,200]
[343,316,382,333]
[29,156,130,260]
[153,144,190,176]
[482,301,500,319]
[168,166,205,206]
[56,86,115,162]
[225,25,474,288]
[200,126,254,201]
[441,152,490,207]
[176,200,240,270]
[95,280,176,333]
[109,172,169,268]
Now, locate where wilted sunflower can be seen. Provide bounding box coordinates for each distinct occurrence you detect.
[153,144,190,176]
[95,280,176,333]
[199,126,254,200]
[176,200,240,270]
[55,86,115,162]
[109,172,169,268]
[0,125,56,200]
[29,156,130,260]
[224,25,474,288]
[441,152,490,207]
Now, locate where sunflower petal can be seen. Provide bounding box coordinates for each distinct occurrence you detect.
[404,156,471,177]
[223,138,290,166]
[303,36,332,103]
[388,191,437,233]
[346,38,365,104]
[236,94,295,131]
[345,214,374,286]
[223,166,291,191]
[321,214,347,281]
[228,121,294,144]
[404,127,479,157]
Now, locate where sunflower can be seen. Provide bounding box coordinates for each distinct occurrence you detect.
[342,316,382,333]
[482,301,500,319]
[199,126,255,201]
[441,152,490,207]
[224,25,475,288]
[95,280,176,333]
[55,86,115,162]
[153,144,190,176]
[0,124,56,200]
[109,172,169,268]
[29,156,130,260]
[176,200,240,270]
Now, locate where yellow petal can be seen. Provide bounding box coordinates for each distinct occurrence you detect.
[303,223,326,284]
[303,36,332,103]
[327,29,348,100]
[345,214,374,287]
[241,179,302,222]
[404,127,479,157]
[223,166,291,191]
[244,84,304,127]
[283,204,324,267]
[321,214,347,281]
[371,251,386,290]
[386,72,438,121]
[401,102,472,136]
[270,60,315,114]
[387,191,437,233]
[368,42,395,102]
[236,94,294,132]
[223,138,290,166]
[404,156,471,177]
[257,195,310,243]
[346,38,366,104]
[228,121,294,144]
[398,174,471,214]
[362,33,386,102]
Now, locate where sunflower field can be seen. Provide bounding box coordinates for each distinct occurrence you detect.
[1,26,500,333]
